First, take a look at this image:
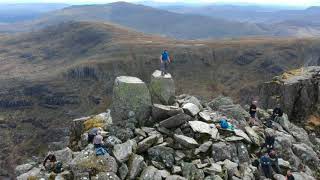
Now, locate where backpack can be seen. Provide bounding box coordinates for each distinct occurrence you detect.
[162,51,169,61]
[96,147,107,156]
[260,156,270,166]
[53,161,63,173]
[220,119,229,129]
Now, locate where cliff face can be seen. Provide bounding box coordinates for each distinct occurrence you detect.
[259,66,320,127]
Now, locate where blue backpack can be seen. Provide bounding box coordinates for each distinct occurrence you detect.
[162,51,169,61]
[220,119,229,129]
[96,147,107,156]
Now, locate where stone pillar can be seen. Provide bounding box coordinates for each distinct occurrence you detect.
[149,70,175,105]
[111,76,152,124]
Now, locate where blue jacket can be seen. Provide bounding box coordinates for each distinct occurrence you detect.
[162,51,169,61]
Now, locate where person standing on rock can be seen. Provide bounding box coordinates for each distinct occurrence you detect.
[160,49,171,76]
[249,101,258,118]
[272,105,283,122]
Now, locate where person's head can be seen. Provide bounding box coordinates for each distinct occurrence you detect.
[164,49,168,53]
[269,150,276,155]
[97,130,102,135]
[287,170,292,176]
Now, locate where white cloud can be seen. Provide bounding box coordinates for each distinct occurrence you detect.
[0,0,320,6]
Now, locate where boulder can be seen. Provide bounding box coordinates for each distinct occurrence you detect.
[199,111,212,122]
[54,147,74,165]
[244,126,262,145]
[149,70,175,105]
[211,142,237,162]
[128,154,146,180]
[203,163,222,174]
[166,175,187,180]
[182,103,200,116]
[188,121,219,139]
[292,143,320,169]
[234,129,252,143]
[174,134,199,149]
[292,172,316,180]
[140,166,161,180]
[195,141,212,155]
[181,162,205,180]
[148,146,175,168]
[70,116,90,144]
[152,104,183,122]
[118,163,128,180]
[16,167,41,180]
[113,140,137,163]
[137,135,159,153]
[111,76,152,124]
[15,163,34,176]
[204,175,223,180]
[178,95,203,110]
[70,146,118,175]
[159,113,192,129]
[56,170,74,180]
[95,172,120,180]
[105,136,122,148]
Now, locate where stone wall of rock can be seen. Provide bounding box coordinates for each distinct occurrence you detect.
[259,66,320,124]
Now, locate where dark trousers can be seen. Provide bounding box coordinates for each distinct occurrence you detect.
[161,61,169,75]
[261,165,272,179]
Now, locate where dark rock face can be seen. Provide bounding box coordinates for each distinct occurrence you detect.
[259,66,320,124]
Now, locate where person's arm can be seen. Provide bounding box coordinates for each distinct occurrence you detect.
[43,156,49,166]
[160,55,163,63]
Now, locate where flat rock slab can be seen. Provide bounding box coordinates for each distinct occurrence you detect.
[189,121,219,139]
[234,129,252,143]
[159,113,191,129]
[182,103,200,116]
[152,104,183,122]
[174,134,199,148]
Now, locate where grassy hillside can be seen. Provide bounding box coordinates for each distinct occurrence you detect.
[1,21,320,178]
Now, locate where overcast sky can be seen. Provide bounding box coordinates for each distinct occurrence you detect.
[0,0,320,7]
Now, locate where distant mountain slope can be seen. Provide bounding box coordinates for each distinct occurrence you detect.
[0,2,271,39]
[0,3,69,23]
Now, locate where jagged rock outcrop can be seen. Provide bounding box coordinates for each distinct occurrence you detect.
[260,66,320,126]
[150,70,176,105]
[111,76,152,124]
[16,74,320,180]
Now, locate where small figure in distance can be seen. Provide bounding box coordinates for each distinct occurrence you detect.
[160,49,171,76]
[249,100,258,126]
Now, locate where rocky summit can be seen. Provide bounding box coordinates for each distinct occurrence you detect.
[15,70,320,180]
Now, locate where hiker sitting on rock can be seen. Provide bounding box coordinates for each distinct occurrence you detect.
[88,127,102,144]
[43,153,63,173]
[269,150,281,174]
[160,49,171,76]
[43,154,56,171]
[272,105,283,122]
[260,152,272,179]
[261,133,275,153]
